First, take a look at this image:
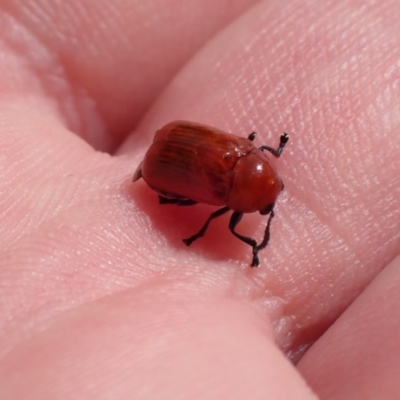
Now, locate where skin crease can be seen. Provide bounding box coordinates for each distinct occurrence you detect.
[0,0,399,399]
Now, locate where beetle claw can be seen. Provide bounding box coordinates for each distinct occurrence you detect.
[251,254,260,267]
[182,237,194,246]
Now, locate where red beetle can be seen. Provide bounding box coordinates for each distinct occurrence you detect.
[133,120,289,266]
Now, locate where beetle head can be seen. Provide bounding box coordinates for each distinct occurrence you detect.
[227,150,282,214]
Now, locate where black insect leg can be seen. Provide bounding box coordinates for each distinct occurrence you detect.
[228,212,259,266]
[252,210,275,266]
[159,196,197,206]
[183,206,230,246]
[229,210,275,267]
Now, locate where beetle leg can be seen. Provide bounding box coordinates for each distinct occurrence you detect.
[251,210,275,266]
[228,212,259,265]
[159,196,197,206]
[229,210,275,267]
[183,206,230,246]
[259,133,289,158]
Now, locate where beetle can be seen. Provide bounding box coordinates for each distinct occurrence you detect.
[133,120,289,267]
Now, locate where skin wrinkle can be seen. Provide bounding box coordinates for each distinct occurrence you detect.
[0,9,101,144]
[1,0,260,149]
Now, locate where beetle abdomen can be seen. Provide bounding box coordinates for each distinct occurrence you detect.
[140,121,254,205]
[142,138,231,205]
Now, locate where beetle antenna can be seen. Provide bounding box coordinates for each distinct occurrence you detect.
[259,133,289,158]
[247,132,257,141]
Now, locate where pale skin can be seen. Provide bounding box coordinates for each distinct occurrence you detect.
[0,1,400,399]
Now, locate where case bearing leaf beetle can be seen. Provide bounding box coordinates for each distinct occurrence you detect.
[133,120,289,267]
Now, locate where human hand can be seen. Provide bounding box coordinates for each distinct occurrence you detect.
[1,1,399,399]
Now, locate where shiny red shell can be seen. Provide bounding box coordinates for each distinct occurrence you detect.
[133,120,283,215]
